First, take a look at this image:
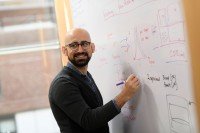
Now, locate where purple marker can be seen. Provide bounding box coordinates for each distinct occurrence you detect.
[116,81,125,86]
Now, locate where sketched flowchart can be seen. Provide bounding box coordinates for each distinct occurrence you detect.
[153,2,188,63]
[157,3,185,46]
[108,29,156,65]
[132,24,158,64]
[166,94,192,133]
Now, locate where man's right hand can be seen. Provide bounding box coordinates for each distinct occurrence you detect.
[114,74,140,109]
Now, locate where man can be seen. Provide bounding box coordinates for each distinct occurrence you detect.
[49,28,140,133]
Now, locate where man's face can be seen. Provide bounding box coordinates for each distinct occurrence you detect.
[64,29,94,67]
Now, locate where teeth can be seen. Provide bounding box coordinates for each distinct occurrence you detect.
[76,55,86,58]
[77,55,85,57]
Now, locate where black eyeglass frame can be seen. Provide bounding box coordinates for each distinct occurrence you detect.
[65,41,91,51]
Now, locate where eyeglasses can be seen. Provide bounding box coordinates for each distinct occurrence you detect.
[66,41,91,51]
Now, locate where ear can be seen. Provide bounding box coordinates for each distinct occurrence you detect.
[91,43,95,53]
[62,45,68,56]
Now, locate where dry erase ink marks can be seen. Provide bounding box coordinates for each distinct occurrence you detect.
[163,74,178,90]
[188,101,196,106]
[102,0,157,21]
[103,10,115,20]
[151,2,188,64]
[106,28,156,65]
[120,37,130,53]
[146,73,178,90]
[132,26,157,65]
[118,0,135,11]
[166,95,192,133]
[132,27,148,61]
[122,105,137,121]
[124,105,137,110]
[165,48,187,63]
[157,3,185,46]
[169,49,185,58]
[122,113,136,121]
[147,74,160,83]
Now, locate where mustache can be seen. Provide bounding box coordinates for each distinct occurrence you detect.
[74,52,88,57]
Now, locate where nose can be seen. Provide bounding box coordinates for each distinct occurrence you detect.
[77,44,84,52]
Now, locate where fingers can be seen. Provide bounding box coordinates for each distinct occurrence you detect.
[131,75,140,87]
[131,75,139,83]
[135,80,140,87]
[127,74,134,81]
[126,74,140,87]
[126,74,136,82]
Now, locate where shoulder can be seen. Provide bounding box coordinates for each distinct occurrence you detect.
[87,71,93,79]
[49,67,78,97]
[51,67,79,87]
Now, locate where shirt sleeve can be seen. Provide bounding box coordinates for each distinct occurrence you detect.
[51,77,120,131]
[112,99,121,112]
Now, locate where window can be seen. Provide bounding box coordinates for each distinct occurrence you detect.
[0,0,61,132]
[0,116,16,133]
[0,81,2,97]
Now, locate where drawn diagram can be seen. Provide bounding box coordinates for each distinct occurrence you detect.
[107,29,156,65]
[107,27,157,64]
[120,36,130,53]
[132,26,157,64]
[102,0,157,21]
[153,2,188,63]
[166,95,192,133]
[106,31,134,64]
[137,25,157,45]
[157,3,185,46]
[132,27,147,61]
[121,103,137,121]
[92,32,134,68]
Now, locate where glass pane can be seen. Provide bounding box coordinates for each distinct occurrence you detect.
[0,0,57,49]
[0,118,16,133]
[0,0,61,132]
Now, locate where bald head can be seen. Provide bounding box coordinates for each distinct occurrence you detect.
[62,28,95,68]
[65,28,91,45]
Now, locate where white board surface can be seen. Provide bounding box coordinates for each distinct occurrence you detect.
[69,0,198,133]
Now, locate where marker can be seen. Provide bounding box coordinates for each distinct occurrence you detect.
[116,81,125,86]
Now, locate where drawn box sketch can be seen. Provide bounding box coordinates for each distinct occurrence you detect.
[166,94,191,133]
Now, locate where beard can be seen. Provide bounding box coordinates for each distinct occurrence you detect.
[68,52,91,67]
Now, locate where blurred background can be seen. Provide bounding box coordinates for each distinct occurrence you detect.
[0,0,61,132]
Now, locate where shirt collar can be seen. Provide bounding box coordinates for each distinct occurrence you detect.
[66,61,87,77]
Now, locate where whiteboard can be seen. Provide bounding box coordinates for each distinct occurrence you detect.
[69,0,198,133]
